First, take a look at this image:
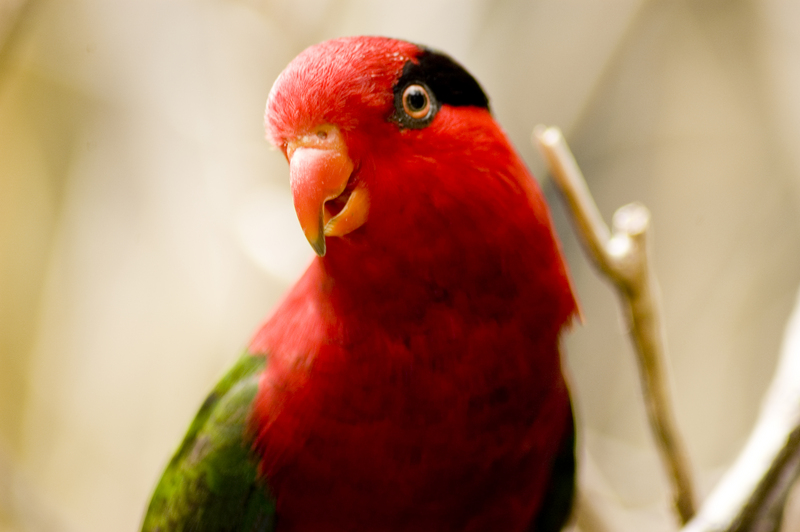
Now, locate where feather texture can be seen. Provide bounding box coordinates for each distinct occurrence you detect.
[143,36,578,532]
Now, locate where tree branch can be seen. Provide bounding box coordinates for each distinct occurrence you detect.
[533,125,698,525]
[682,288,800,532]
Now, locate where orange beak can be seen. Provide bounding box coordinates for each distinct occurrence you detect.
[287,125,369,256]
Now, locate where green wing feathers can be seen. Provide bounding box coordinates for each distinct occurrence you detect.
[141,353,275,532]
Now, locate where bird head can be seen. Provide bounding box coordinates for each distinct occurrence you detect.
[264,36,577,330]
[265,36,493,258]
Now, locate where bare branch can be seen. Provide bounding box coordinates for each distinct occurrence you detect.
[682,289,800,532]
[533,125,698,525]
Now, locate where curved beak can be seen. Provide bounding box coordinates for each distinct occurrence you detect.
[287,125,369,256]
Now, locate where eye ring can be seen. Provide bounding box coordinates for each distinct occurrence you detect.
[402,84,432,120]
[392,81,438,129]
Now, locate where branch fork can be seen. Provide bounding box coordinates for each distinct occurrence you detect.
[534,125,800,532]
[533,125,697,525]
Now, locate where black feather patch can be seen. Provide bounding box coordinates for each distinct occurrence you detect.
[392,48,489,129]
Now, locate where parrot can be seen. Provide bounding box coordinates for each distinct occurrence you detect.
[141,36,579,532]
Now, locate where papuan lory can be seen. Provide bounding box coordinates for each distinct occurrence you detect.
[141,36,579,532]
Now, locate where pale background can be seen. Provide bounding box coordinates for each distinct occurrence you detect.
[2,0,800,530]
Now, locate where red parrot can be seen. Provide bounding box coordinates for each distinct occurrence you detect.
[142,36,579,532]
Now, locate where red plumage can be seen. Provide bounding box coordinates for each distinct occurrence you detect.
[249,36,578,531]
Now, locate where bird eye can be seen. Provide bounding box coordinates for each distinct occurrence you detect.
[392,81,438,129]
[402,84,432,120]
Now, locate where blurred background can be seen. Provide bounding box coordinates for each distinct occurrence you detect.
[2,0,800,530]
